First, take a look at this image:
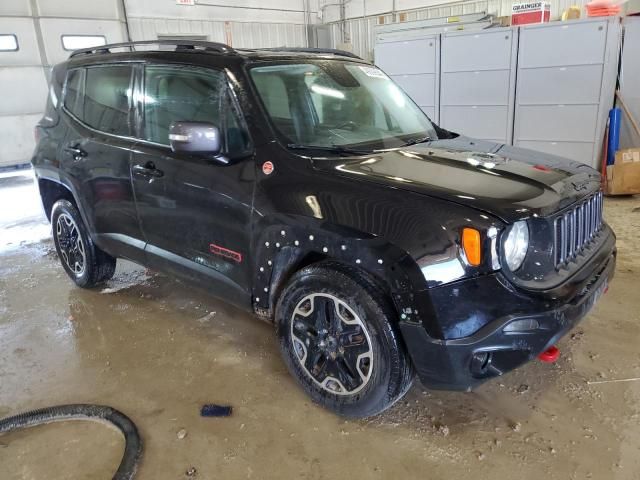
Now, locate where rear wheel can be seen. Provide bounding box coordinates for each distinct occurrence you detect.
[51,200,116,288]
[276,262,414,418]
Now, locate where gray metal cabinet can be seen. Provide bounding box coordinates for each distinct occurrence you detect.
[375,35,440,122]
[440,29,517,144]
[514,18,621,167]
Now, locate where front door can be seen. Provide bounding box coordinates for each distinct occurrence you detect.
[130,64,255,306]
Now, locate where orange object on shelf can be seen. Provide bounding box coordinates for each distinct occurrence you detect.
[585,0,623,16]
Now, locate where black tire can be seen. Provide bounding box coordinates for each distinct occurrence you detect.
[51,199,116,288]
[276,261,414,418]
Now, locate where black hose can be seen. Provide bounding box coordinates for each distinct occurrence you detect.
[0,404,143,480]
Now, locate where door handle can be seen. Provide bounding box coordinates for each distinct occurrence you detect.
[64,145,87,160]
[133,163,164,178]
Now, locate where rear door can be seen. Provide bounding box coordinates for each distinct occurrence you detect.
[130,63,255,307]
[60,63,146,261]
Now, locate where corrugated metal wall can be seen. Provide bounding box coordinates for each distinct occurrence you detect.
[125,0,312,48]
[0,0,127,168]
[127,17,307,49]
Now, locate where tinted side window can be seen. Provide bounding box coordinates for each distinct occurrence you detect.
[83,65,133,136]
[143,66,225,145]
[64,69,84,119]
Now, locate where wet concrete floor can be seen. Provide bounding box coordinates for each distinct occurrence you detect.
[1,171,639,479]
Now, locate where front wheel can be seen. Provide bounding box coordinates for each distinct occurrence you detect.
[51,200,116,288]
[276,262,414,418]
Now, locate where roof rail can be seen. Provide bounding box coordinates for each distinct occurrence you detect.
[247,47,363,60]
[69,40,234,58]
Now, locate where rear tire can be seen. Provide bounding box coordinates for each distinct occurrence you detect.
[51,200,116,288]
[276,261,414,418]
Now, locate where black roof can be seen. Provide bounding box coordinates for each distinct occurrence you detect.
[69,40,363,61]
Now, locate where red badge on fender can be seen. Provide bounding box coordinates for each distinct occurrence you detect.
[262,161,274,175]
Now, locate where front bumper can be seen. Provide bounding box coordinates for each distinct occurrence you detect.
[400,238,616,391]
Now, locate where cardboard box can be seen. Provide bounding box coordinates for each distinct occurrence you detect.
[605,148,640,195]
[512,2,551,25]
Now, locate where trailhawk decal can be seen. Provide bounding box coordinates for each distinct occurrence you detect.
[209,243,243,263]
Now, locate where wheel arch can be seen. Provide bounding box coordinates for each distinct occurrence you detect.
[36,176,97,238]
[37,177,78,221]
[251,222,436,332]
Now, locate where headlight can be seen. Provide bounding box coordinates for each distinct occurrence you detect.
[503,221,529,271]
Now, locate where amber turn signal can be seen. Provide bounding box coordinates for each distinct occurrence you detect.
[462,227,482,266]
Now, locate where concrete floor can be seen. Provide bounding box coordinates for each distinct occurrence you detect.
[1,171,640,480]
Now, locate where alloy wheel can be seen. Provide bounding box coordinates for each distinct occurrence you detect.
[56,213,86,277]
[290,293,373,395]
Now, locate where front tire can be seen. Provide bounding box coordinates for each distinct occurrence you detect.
[276,262,414,418]
[51,200,116,288]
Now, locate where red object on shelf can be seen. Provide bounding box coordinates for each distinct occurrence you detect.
[538,345,560,363]
[511,1,551,25]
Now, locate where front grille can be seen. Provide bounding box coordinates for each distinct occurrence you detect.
[554,191,603,268]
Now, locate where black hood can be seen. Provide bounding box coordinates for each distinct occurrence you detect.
[311,137,601,222]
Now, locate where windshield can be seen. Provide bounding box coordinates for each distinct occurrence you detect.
[249,62,437,151]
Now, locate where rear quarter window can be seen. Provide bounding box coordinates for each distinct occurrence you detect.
[63,69,84,119]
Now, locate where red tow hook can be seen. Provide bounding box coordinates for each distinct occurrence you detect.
[538,345,560,363]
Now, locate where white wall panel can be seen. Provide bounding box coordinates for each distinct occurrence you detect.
[0,114,41,168]
[128,17,225,43]
[231,22,307,48]
[35,0,121,19]
[38,18,126,65]
[0,1,124,167]
[125,0,313,24]
[0,18,41,66]
[0,0,31,17]
[0,67,48,115]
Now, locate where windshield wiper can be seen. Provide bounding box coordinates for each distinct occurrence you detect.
[400,136,431,147]
[287,143,374,156]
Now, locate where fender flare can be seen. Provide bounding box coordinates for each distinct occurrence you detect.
[36,174,95,235]
[251,223,437,332]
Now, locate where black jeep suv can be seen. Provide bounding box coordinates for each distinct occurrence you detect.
[32,40,616,417]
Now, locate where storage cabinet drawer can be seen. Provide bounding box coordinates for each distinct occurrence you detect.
[519,21,607,68]
[517,64,603,105]
[441,105,509,141]
[375,38,437,75]
[391,74,436,106]
[516,140,595,164]
[442,30,513,72]
[441,70,510,106]
[515,104,598,142]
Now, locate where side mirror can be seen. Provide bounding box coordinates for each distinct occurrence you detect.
[169,121,227,163]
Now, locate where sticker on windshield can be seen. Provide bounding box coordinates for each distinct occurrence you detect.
[358,66,386,79]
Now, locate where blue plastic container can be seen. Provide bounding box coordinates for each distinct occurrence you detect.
[608,107,621,165]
